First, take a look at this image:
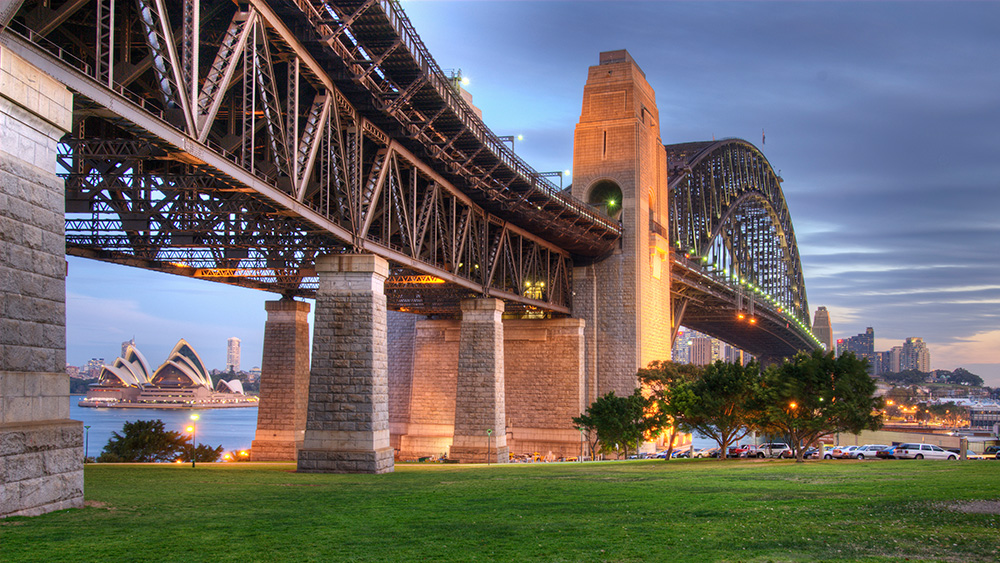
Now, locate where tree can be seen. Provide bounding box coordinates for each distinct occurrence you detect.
[948,368,984,387]
[638,361,703,459]
[759,350,883,462]
[97,419,190,462]
[881,369,929,386]
[670,361,762,461]
[182,443,224,463]
[573,390,665,459]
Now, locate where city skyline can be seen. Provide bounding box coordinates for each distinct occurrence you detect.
[65,1,1000,385]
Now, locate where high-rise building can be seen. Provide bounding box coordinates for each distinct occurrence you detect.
[227,337,241,372]
[84,358,105,378]
[889,346,903,373]
[812,307,833,354]
[837,327,875,374]
[690,337,714,366]
[121,337,135,358]
[672,330,692,364]
[902,337,930,372]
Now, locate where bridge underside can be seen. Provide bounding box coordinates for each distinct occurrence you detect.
[672,259,816,360]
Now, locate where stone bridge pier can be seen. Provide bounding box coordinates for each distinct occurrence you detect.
[1,47,83,517]
[251,298,311,461]
[297,254,394,474]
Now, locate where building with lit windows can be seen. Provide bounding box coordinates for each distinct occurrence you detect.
[80,340,256,408]
[902,337,931,372]
[227,337,241,372]
[838,327,876,373]
[690,337,714,366]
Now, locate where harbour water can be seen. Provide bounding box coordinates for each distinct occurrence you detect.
[71,397,258,459]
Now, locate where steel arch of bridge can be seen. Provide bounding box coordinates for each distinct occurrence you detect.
[3,0,621,314]
[666,139,822,356]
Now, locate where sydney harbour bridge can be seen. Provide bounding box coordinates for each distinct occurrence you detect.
[1,0,821,515]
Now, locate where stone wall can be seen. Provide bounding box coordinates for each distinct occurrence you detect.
[386,310,415,453]
[504,318,586,457]
[392,316,586,460]
[394,318,459,458]
[0,46,82,517]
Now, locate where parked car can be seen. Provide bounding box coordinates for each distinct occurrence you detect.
[694,447,720,458]
[727,444,755,458]
[671,449,692,459]
[875,446,897,459]
[946,449,985,460]
[984,445,1000,460]
[852,444,890,459]
[752,443,793,458]
[894,443,957,460]
[802,447,820,459]
[830,445,859,459]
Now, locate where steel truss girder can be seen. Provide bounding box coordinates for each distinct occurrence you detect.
[5,1,577,313]
[666,139,817,353]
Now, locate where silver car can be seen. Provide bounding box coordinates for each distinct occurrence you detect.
[852,444,889,459]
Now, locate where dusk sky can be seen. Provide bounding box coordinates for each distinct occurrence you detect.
[66,1,1000,385]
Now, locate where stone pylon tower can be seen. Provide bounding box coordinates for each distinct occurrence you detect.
[571,50,672,402]
[812,307,833,354]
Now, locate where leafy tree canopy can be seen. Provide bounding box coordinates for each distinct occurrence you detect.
[759,351,883,462]
[98,419,190,463]
[638,361,704,458]
[670,361,762,460]
[573,390,665,459]
[947,368,984,387]
[881,369,929,386]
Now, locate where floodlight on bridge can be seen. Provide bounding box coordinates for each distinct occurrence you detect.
[498,135,523,151]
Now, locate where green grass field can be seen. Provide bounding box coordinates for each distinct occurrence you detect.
[2,459,999,562]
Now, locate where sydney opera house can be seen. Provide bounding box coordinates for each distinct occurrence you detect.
[79,340,257,408]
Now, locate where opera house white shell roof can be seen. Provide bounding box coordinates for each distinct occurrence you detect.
[96,339,244,394]
[97,345,153,387]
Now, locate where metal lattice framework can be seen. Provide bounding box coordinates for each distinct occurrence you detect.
[666,139,822,357]
[3,0,621,314]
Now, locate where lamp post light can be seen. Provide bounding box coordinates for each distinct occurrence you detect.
[187,413,199,468]
[486,428,493,466]
[83,425,91,463]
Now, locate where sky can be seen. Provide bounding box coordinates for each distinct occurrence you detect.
[65,1,1000,385]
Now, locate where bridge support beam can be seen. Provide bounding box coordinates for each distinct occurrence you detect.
[0,48,82,517]
[449,298,509,463]
[251,298,311,461]
[297,254,393,474]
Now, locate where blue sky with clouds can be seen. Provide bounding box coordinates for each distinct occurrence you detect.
[66,1,1000,384]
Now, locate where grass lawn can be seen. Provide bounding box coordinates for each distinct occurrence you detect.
[2,459,999,562]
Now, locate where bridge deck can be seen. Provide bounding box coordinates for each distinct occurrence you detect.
[271,0,621,259]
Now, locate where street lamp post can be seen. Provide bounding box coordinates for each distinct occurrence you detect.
[84,425,91,463]
[187,413,199,468]
[486,428,493,466]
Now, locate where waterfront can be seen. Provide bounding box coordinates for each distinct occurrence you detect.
[71,397,258,458]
